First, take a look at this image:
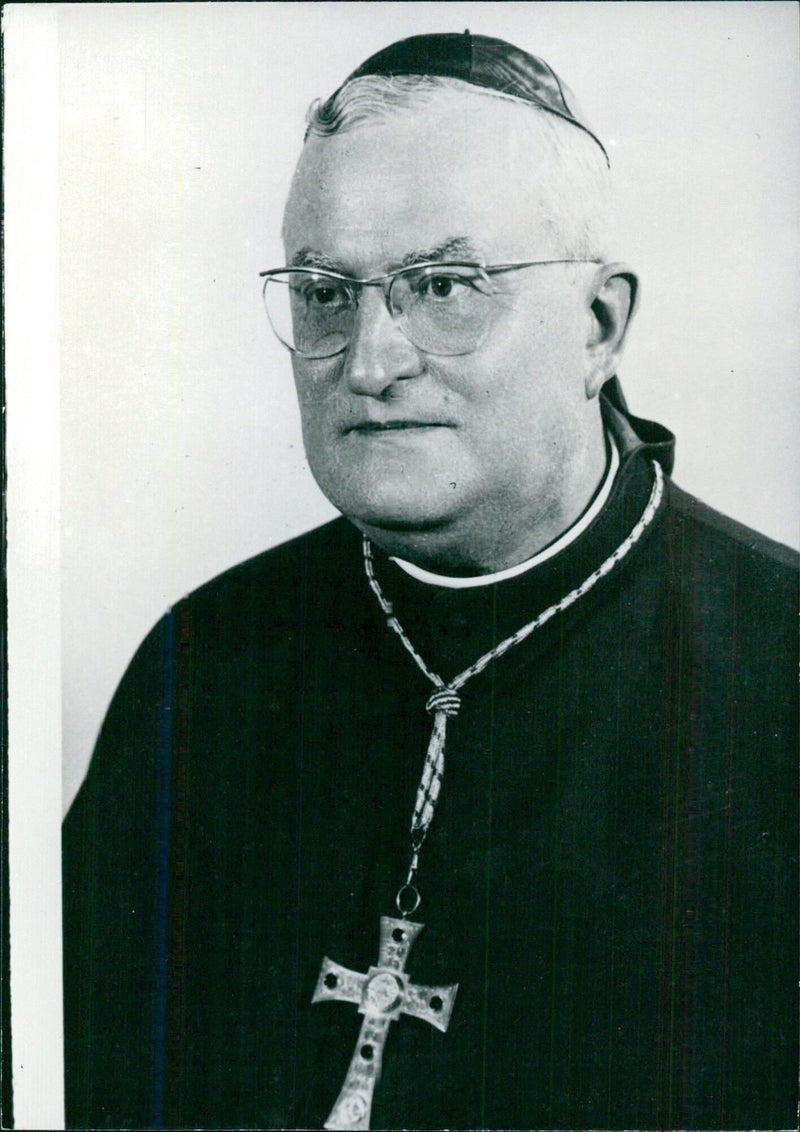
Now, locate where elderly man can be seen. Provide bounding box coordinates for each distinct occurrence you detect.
[63,33,797,1130]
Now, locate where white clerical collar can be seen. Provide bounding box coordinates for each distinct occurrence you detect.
[391,435,620,590]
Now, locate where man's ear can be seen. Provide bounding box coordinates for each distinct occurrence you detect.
[584,263,639,398]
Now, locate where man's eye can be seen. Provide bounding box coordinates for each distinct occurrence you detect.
[418,274,468,300]
[292,278,348,306]
[308,283,345,305]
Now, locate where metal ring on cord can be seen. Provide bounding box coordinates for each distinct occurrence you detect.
[396,883,421,917]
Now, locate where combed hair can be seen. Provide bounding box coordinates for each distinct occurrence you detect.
[305,75,612,259]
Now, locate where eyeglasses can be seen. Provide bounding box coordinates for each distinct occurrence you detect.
[259,259,596,359]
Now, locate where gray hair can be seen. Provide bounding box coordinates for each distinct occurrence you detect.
[305,75,612,259]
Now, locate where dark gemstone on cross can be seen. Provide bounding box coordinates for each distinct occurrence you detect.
[360,1044,374,1060]
[392,927,405,942]
[430,995,443,1012]
[324,972,338,989]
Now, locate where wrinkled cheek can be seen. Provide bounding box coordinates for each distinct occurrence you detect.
[297,414,330,474]
[292,356,341,406]
[295,393,342,482]
[300,433,366,513]
[294,376,336,408]
[297,415,354,497]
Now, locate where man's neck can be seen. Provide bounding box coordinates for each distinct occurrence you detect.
[392,436,619,588]
[353,425,611,576]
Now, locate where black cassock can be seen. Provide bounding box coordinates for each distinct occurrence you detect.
[63,395,798,1129]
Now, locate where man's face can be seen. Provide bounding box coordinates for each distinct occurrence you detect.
[282,94,599,556]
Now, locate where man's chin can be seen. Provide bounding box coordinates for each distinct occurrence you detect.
[353,515,446,534]
[344,505,451,535]
[310,466,473,537]
[334,489,461,535]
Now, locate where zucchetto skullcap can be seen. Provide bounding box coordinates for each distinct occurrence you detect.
[335,30,609,164]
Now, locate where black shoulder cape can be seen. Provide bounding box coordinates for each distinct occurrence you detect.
[63,391,798,1129]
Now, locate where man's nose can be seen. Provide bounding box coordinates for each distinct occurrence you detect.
[341,287,424,396]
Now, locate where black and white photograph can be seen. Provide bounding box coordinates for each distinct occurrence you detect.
[5,3,799,1129]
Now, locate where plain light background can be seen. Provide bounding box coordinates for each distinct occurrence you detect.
[58,2,799,810]
[6,8,63,1127]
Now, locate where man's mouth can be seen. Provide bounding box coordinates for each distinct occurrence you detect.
[345,420,451,434]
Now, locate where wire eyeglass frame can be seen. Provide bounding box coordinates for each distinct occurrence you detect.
[260,258,598,359]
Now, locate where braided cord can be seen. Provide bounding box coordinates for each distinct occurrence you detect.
[363,460,665,909]
[364,549,444,689]
[448,460,663,690]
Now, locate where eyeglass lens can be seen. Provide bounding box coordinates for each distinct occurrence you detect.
[262,265,495,358]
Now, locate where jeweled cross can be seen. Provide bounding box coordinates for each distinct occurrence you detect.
[312,915,458,1130]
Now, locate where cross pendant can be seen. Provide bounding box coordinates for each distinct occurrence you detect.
[312,915,458,1130]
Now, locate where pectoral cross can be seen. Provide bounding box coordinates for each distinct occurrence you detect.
[312,916,459,1130]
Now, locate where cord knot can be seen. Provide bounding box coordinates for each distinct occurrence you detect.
[425,688,461,718]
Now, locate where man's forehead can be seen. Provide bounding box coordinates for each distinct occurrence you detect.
[298,89,533,169]
[282,97,561,267]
